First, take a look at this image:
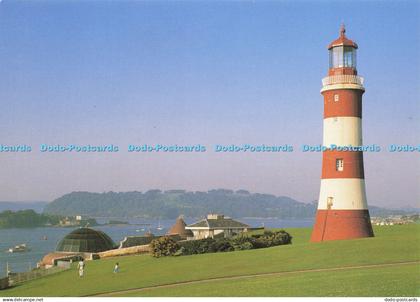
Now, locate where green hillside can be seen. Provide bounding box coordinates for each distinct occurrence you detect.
[43,190,313,218]
[4,225,420,297]
[42,190,408,218]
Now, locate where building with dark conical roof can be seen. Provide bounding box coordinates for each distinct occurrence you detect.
[167,216,193,239]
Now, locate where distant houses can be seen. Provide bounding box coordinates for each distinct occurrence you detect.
[370,214,419,226]
[58,215,98,227]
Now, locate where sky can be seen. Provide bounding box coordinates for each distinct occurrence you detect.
[0,0,418,208]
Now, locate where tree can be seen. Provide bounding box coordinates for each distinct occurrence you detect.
[150,237,179,258]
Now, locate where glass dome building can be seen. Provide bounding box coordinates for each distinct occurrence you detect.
[56,227,116,253]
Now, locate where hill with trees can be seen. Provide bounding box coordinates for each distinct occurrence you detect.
[0,201,47,213]
[43,189,408,219]
[0,209,60,228]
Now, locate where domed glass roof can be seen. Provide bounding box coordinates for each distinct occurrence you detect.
[56,227,116,253]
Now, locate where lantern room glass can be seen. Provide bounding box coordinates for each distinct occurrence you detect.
[329,46,356,68]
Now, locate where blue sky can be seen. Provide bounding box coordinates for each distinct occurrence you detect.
[0,0,418,207]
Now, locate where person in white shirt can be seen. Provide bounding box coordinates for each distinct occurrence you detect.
[113,262,119,273]
[77,260,85,277]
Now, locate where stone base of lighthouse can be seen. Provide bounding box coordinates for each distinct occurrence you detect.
[311,209,374,242]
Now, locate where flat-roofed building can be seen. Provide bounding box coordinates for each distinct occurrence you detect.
[186,214,249,239]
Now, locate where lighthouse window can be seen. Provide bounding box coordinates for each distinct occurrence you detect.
[334,94,339,102]
[336,159,344,171]
[343,47,356,68]
[330,47,344,68]
[329,46,357,68]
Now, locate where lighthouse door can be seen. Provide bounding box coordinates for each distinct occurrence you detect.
[327,197,334,210]
[320,197,334,241]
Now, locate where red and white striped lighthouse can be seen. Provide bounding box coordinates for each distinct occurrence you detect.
[311,25,374,242]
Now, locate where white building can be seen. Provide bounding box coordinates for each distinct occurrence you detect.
[186,214,249,239]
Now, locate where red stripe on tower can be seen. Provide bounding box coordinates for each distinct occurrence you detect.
[311,25,374,242]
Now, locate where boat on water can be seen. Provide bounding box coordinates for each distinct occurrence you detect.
[41,235,48,240]
[8,243,30,253]
[156,222,163,231]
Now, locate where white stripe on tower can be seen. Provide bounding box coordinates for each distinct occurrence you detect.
[323,117,362,147]
[318,179,368,210]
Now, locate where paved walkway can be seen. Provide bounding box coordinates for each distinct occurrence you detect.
[91,260,420,297]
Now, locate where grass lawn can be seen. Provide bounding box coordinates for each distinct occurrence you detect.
[121,263,419,297]
[3,224,420,297]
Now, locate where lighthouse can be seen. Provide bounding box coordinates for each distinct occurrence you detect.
[311,25,374,242]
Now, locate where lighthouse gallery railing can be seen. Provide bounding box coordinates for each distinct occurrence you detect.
[322,75,364,86]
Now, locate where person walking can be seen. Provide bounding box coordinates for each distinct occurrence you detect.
[113,262,119,273]
[78,260,85,277]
